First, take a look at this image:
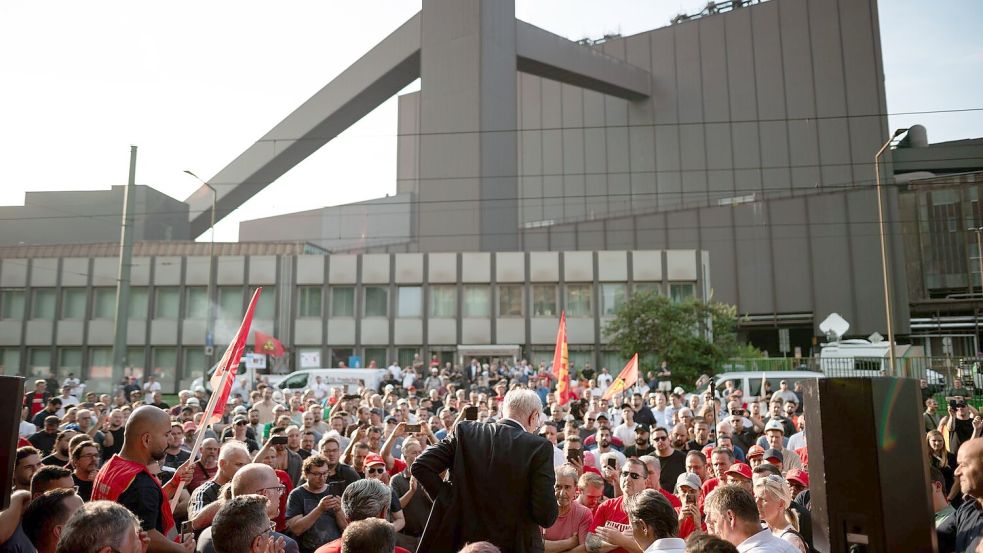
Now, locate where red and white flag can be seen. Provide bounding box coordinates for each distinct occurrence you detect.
[208,287,262,423]
[254,330,285,357]
[603,353,639,401]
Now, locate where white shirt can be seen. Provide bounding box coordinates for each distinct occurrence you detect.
[786,431,806,451]
[597,373,613,391]
[388,363,403,380]
[737,528,801,553]
[312,382,330,400]
[56,394,79,417]
[643,538,686,553]
[552,446,566,468]
[19,420,36,437]
[612,422,638,446]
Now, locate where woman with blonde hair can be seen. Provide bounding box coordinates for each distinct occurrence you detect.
[753,474,808,553]
[927,429,959,501]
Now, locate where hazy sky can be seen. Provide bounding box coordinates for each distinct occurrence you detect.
[2,0,980,242]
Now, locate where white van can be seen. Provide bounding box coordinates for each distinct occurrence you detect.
[276,368,389,395]
[712,371,824,400]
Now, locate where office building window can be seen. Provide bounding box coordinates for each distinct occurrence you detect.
[59,347,82,376]
[128,287,149,319]
[600,283,626,316]
[151,347,177,388]
[28,347,51,377]
[255,287,276,319]
[62,289,87,319]
[218,287,243,318]
[498,285,523,317]
[565,284,592,317]
[186,287,208,319]
[92,288,115,319]
[0,348,21,376]
[88,347,112,379]
[397,286,422,317]
[331,347,354,368]
[330,287,355,317]
[429,286,456,318]
[127,347,146,380]
[298,286,322,318]
[397,348,418,368]
[670,283,695,303]
[364,348,388,368]
[154,287,180,319]
[463,286,491,317]
[532,284,557,317]
[183,348,206,381]
[363,287,388,317]
[1,289,26,319]
[633,282,661,296]
[31,289,56,319]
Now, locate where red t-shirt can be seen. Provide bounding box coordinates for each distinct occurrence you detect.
[701,476,720,498]
[590,496,631,553]
[315,538,410,553]
[388,457,407,477]
[658,488,681,509]
[28,392,46,419]
[543,500,593,544]
[274,469,293,532]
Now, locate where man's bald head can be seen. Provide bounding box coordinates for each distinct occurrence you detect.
[232,463,279,496]
[123,406,171,462]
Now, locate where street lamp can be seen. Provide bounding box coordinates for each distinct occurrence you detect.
[875,128,908,376]
[184,170,217,374]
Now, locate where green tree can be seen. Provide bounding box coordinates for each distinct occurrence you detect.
[603,291,755,387]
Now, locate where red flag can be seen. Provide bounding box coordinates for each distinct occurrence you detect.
[603,353,639,401]
[254,330,285,357]
[552,311,572,405]
[209,288,262,423]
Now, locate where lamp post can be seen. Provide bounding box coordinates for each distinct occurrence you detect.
[184,170,217,374]
[875,128,908,376]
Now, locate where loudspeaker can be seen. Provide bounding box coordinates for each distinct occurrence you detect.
[1,375,26,509]
[802,377,935,552]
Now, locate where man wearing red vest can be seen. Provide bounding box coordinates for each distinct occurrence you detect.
[93,405,195,553]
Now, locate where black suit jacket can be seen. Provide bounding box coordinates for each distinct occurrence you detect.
[412,419,558,553]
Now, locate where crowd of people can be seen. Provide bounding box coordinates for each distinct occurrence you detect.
[3,357,974,552]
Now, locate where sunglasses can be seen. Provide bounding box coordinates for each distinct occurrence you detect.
[367,467,387,475]
[621,470,643,480]
[654,436,668,442]
[730,410,745,416]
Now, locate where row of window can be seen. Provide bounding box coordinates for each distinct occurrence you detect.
[0,282,695,321]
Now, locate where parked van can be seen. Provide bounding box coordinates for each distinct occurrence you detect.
[276,368,389,395]
[712,371,824,400]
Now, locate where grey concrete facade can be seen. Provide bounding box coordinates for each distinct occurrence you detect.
[0,246,703,393]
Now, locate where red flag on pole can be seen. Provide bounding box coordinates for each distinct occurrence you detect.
[552,311,572,405]
[209,288,263,424]
[254,330,285,358]
[602,353,639,401]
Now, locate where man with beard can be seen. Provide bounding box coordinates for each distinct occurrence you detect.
[653,426,686,493]
[92,405,194,553]
[162,422,191,471]
[669,423,689,451]
[188,438,220,492]
[591,427,626,473]
[70,441,100,501]
[623,424,655,458]
[41,429,76,466]
[28,416,61,456]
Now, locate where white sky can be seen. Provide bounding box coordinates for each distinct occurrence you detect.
[1,0,981,242]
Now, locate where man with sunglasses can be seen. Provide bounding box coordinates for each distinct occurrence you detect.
[728,407,758,454]
[361,453,405,533]
[583,458,649,553]
[652,427,686,493]
[941,398,983,457]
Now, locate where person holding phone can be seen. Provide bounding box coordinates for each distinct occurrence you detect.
[412,389,558,553]
[285,455,348,553]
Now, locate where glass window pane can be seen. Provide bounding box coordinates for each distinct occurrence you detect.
[88,347,113,380]
[218,287,243,318]
[1,289,26,319]
[364,348,387,369]
[566,284,592,317]
[128,288,149,319]
[330,287,354,317]
[364,287,388,317]
[0,348,22,376]
[255,287,276,319]
[61,289,87,319]
[127,347,146,380]
[93,288,116,319]
[670,283,695,303]
[569,351,593,375]
[634,282,661,296]
[59,348,82,374]
[151,347,177,389]
[298,287,322,318]
[600,283,626,316]
[532,285,557,317]
[398,348,418,368]
[429,286,456,318]
[28,348,51,378]
[498,285,523,317]
[331,348,353,368]
[463,286,490,317]
[154,287,180,319]
[32,289,56,319]
[183,348,206,382]
[186,287,208,319]
[397,287,422,317]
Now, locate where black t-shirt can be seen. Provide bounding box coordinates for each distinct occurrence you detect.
[623,444,655,458]
[73,473,93,502]
[658,449,686,492]
[285,486,342,553]
[163,449,191,471]
[117,472,165,533]
[41,453,68,467]
[28,432,56,456]
[391,472,432,537]
[685,440,709,453]
[0,524,35,553]
[955,417,975,444]
[102,427,125,460]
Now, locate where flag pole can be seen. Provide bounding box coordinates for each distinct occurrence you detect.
[169,364,233,509]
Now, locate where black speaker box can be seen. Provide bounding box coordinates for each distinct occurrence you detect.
[802,377,935,552]
[1,375,26,509]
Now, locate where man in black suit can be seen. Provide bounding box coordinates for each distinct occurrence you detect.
[412,388,558,553]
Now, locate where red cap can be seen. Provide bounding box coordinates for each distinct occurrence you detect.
[786,468,809,487]
[747,445,765,459]
[364,453,386,467]
[182,421,198,433]
[725,462,753,480]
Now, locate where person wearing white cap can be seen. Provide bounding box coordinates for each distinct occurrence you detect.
[675,472,705,540]
[761,420,802,473]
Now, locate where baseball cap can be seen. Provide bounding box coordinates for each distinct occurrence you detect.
[673,387,685,396]
[232,415,248,425]
[595,413,609,421]
[763,448,784,463]
[764,420,785,434]
[232,405,248,415]
[675,472,702,492]
[182,421,198,433]
[63,423,81,431]
[786,468,809,487]
[747,445,765,459]
[364,453,386,467]
[186,398,201,406]
[725,462,753,480]
[634,424,651,433]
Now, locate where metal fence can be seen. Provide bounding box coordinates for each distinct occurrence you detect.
[719,356,983,393]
